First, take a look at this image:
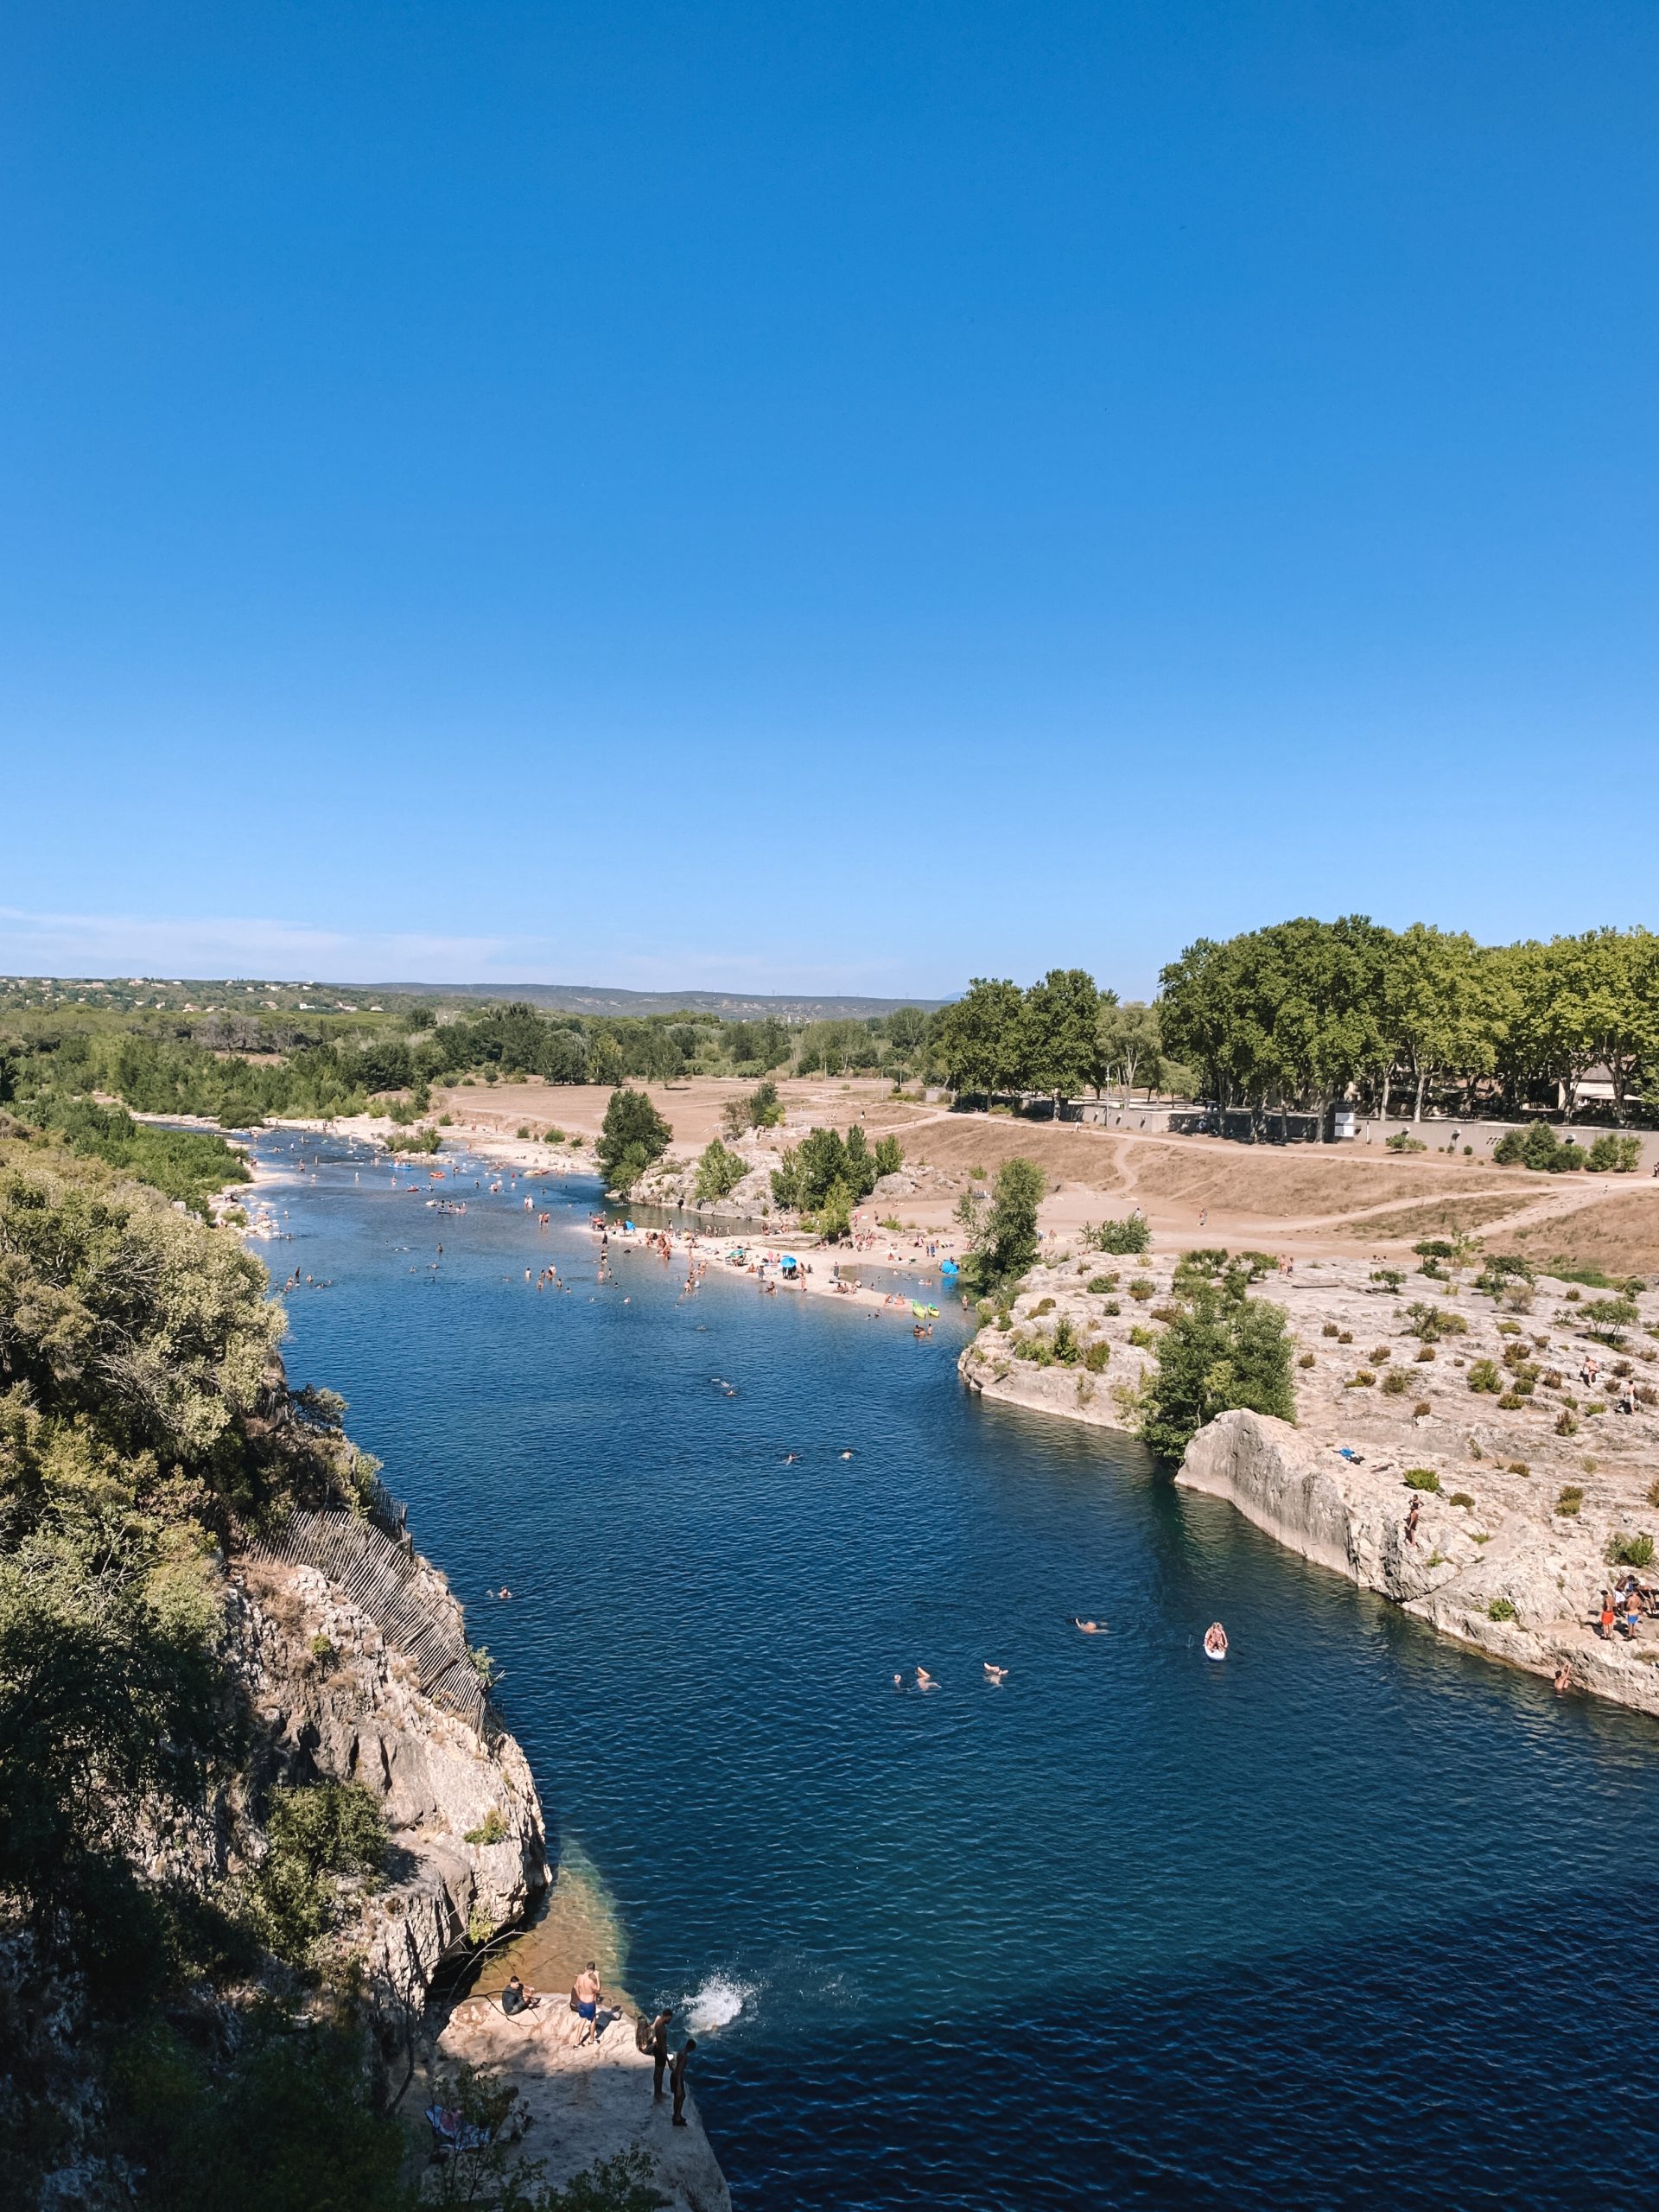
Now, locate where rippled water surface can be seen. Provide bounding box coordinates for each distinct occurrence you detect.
[258,1128,1659,2207]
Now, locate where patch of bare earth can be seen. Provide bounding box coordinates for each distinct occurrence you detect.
[899,1116,1127,1193]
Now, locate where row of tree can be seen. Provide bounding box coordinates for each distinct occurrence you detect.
[1159,919,1659,1123]
[931,973,1170,1105]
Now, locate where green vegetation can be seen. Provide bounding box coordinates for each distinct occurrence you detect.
[1138,1274,1295,1460]
[694,1138,748,1204]
[1087,1213,1151,1255]
[1587,1132,1643,1172]
[771,1125,881,1234]
[1488,1598,1517,1623]
[464,1807,510,1847]
[596,1087,672,1194]
[1492,1123,1586,1173]
[1466,1359,1503,1394]
[1405,1301,1468,1344]
[955,1157,1046,1294]
[1403,1468,1442,1491]
[1612,1533,1656,1567]
[1159,918,1659,1127]
[25,1096,250,1213]
[251,1783,387,1966]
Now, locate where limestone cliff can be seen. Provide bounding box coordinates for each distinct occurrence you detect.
[1177,1409,1659,1713]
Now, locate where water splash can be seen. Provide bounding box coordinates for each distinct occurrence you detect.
[684,1973,757,2032]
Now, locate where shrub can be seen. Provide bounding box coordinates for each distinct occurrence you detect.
[309,1634,335,1665]
[1322,1321,1340,1338]
[1370,1345,1391,1363]
[694,1138,748,1205]
[1406,1302,1467,1343]
[1403,1468,1441,1491]
[1555,1408,1579,1436]
[1467,1360,1502,1393]
[1138,1281,1296,1460]
[1090,1214,1151,1255]
[1103,1300,1121,1315]
[386,1125,442,1154]
[1581,1297,1639,1341]
[1087,1274,1118,1294]
[254,1783,387,1965]
[1586,1133,1642,1173]
[1507,1460,1529,1476]
[873,1135,903,1177]
[1052,1316,1081,1365]
[1414,1400,1432,1416]
[516,1125,531,1141]
[1371,1268,1405,1292]
[1084,1340,1110,1373]
[464,1807,509,1847]
[1338,1330,1353,1344]
[1298,1351,1316,1370]
[1387,1132,1427,1153]
[1415,1344,1436,1363]
[1488,1598,1517,1622]
[1613,1533,1656,1567]
[1382,1369,1410,1395]
[1556,1485,1584,1515]
[1128,1325,1155,1349]
[436,1111,454,1126]
[1496,1390,1527,1410]
[1349,1370,1376,1389]
[1033,1296,1056,1315]
[1447,1491,1476,1509]
[1129,1279,1155,1303]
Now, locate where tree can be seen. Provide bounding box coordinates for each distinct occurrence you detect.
[694,1139,747,1204]
[932,979,1024,1099]
[1139,1280,1296,1460]
[886,1007,929,1083]
[1379,924,1485,1121]
[1097,1001,1161,1101]
[1018,969,1103,1109]
[595,1088,671,1194]
[963,1157,1046,1291]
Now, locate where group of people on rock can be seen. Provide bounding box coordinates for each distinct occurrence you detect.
[495,1969,698,2126]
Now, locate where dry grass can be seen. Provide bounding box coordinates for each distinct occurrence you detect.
[1502,1191,1659,1276]
[1331,1192,1535,1241]
[899,1116,1126,1192]
[1120,1141,1466,1220]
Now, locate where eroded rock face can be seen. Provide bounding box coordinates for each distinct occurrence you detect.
[230,1555,550,2012]
[1176,1409,1659,1714]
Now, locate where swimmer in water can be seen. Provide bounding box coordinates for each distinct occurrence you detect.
[982,1662,1008,1685]
[1073,1618,1103,1635]
[840,1450,854,1460]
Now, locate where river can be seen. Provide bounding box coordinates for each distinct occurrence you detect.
[257,1125,1659,2208]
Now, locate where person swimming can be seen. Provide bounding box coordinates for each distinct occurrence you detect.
[982,1662,1008,1684]
[1073,1618,1103,1634]
[914,1668,938,1691]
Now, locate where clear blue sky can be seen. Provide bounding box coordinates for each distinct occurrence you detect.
[3,1,1656,998]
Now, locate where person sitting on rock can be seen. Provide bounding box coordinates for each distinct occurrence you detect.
[500,1973,539,2018]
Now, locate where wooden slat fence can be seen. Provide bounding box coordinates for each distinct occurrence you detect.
[241,1507,489,1736]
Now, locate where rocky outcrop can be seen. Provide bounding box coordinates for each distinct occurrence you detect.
[230,1547,550,2013]
[1177,1409,1659,1713]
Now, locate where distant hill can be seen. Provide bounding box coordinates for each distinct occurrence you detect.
[365,982,949,1019]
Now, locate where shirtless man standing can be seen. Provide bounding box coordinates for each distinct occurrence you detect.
[573,1961,602,2046]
